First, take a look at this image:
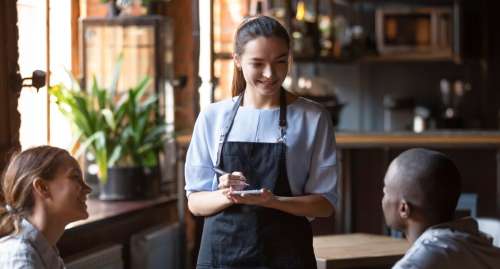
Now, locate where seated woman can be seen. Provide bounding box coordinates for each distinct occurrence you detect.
[0,145,92,268]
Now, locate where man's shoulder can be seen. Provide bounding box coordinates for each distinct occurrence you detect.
[393,224,500,269]
[392,239,449,269]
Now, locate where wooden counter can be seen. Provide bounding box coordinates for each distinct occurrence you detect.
[176,131,500,235]
[66,196,176,230]
[314,233,410,269]
[59,196,178,268]
[335,131,500,147]
[334,132,500,234]
[178,131,500,148]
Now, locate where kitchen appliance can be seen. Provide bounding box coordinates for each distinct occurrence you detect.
[375,5,458,57]
[383,95,415,131]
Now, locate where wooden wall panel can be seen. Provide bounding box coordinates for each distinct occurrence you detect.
[0,0,21,171]
[163,0,198,131]
[86,0,107,17]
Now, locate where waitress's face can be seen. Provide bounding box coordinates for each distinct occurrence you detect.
[236,37,289,97]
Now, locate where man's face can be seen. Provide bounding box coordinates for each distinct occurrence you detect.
[382,163,406,231]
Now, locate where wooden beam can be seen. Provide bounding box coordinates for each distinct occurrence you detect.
[0,0,21,171]
[71,0,81,77]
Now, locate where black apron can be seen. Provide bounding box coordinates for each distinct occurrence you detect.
[197,90,317,269]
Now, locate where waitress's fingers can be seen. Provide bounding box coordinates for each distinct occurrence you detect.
[218,180,248,190]
[217,173,231,189]
[221,187,238,203]
[228,179,249,186]
[229,171,246,181]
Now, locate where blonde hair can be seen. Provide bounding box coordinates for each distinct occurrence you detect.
[0,146,71,237]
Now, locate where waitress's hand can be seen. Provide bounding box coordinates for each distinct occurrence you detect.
[218,171,248,191]
[228,188,273,206]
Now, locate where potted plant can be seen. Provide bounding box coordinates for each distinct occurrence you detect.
[50,60,168,200]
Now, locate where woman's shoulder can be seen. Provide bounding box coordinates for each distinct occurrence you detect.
[0,234,37,256]
[291,96,330,116]
[199,97,238,120]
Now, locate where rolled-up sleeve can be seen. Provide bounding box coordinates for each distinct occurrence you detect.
[304,110,338,208]
[184,111,216,197]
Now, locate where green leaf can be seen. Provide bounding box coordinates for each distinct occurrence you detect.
[132,76,151,102]
[141,150,158,167]
[102,108,116,131]
[109,53,124,98]
[75,131,105,157]
[108,145,123,167]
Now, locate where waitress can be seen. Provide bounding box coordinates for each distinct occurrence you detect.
[185,15,338,269]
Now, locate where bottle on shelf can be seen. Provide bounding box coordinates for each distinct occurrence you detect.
[291,0,316,58]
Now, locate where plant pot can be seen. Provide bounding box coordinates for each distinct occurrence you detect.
[99,166,160,201]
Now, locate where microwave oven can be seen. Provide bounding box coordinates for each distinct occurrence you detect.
[375,6,457,56]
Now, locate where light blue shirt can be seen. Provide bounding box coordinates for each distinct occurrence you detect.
[0,218,65,269]
[184,97,338,208]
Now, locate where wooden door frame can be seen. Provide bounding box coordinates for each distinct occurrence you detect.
[0,0,21,170]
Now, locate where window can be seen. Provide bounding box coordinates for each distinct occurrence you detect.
[17,0,73,150]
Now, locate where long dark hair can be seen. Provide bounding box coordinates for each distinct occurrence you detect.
[231,15,291,97]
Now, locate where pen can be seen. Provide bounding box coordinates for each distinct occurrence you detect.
[213,167,250,187]
[213,167,229,175]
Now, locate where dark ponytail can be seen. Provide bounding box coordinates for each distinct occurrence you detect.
[231,15,291,97]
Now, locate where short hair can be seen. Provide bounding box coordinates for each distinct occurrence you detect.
[393,148,462,222]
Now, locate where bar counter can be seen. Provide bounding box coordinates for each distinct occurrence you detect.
[177,130,500,235]
[178,130,500,148]
[335,131,500,147]
[332,131,500,234]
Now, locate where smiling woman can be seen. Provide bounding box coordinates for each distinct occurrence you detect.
[185,15,338,269]
[0,146,91,269]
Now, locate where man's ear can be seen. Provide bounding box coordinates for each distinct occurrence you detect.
[399,199,411,219]
[32,178,50,199]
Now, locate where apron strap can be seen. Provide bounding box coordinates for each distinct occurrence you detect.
[215,92,244,167]
[215,89,288,167]
[278,88,287,142]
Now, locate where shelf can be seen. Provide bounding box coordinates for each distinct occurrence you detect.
[361,52,459,63]
[214,52,458,64]
[213,52,359,64]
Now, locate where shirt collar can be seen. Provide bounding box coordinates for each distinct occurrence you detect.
[19,218,64,269]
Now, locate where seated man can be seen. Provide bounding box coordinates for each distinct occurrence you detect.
[382,148,500,269]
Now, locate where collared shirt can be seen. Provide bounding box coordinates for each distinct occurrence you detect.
[393,218,500,269]
[185,97,338,208]
[0,218,65,269]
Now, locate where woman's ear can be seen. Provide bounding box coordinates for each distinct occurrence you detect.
[233,53,241,70]
[32,178,50,199]
[399,199,411,219]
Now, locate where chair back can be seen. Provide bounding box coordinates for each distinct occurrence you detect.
[477,218,500,247]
